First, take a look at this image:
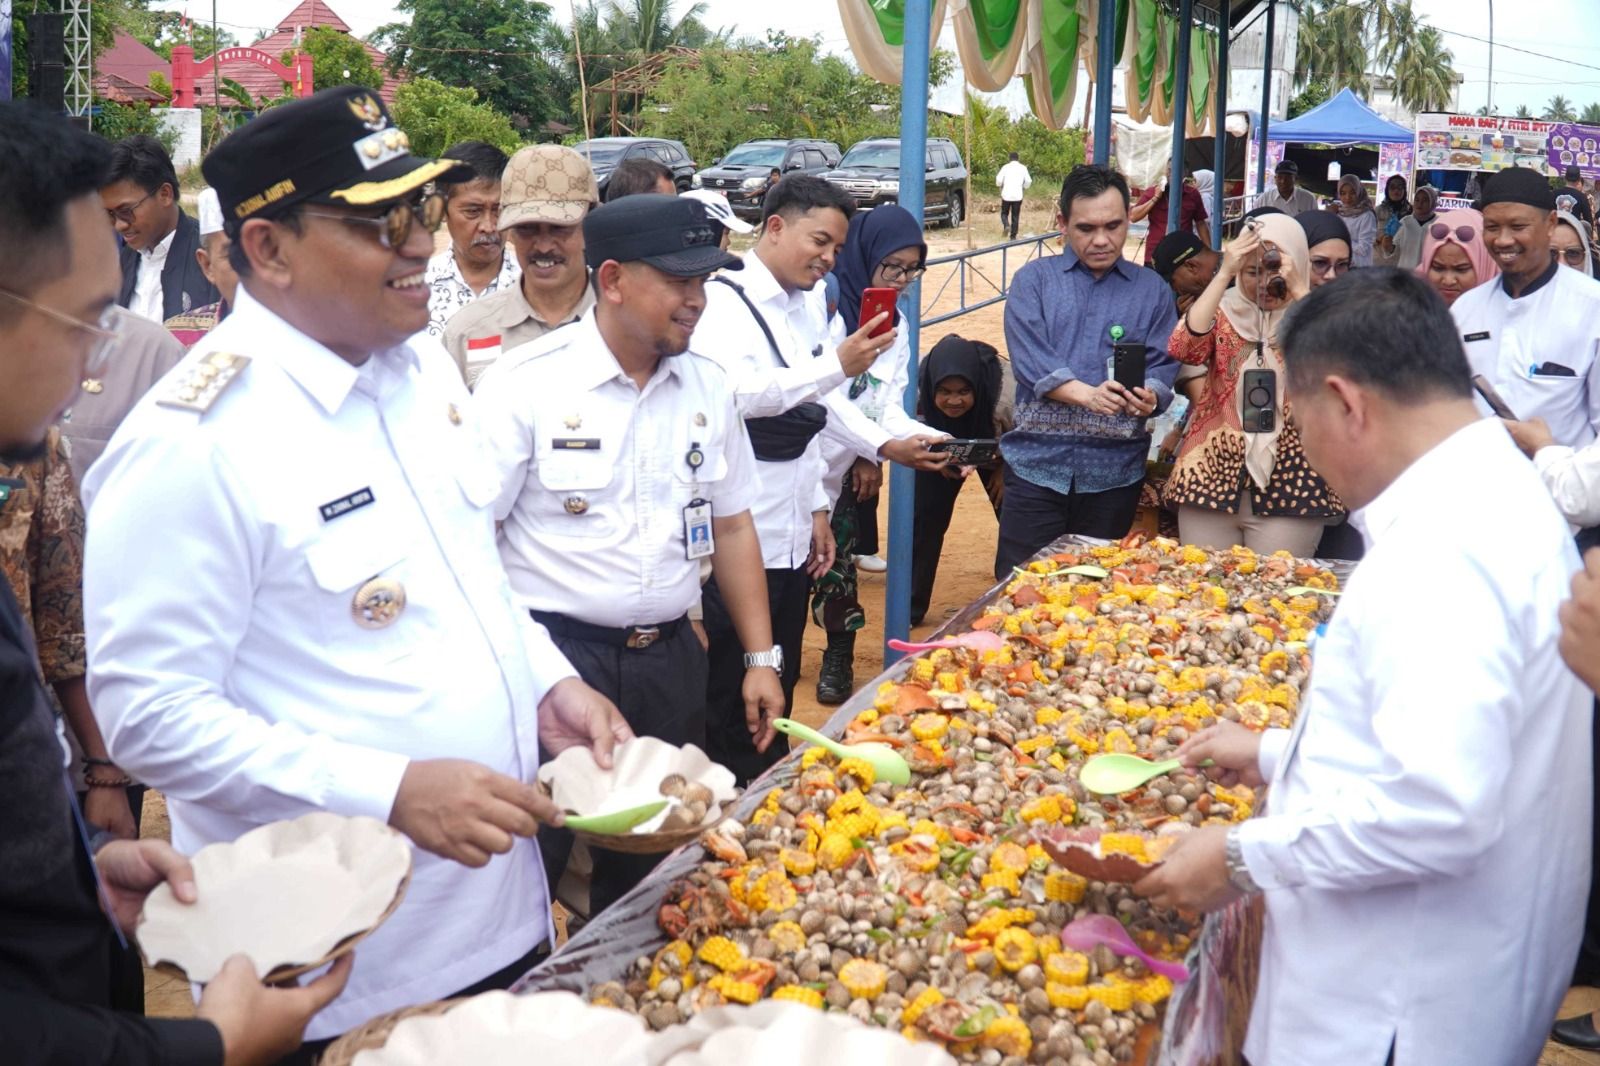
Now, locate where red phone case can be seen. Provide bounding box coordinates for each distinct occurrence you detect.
[860,288,898,338]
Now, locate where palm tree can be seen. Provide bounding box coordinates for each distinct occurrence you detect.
[604,0,713,56]
[1293,0,1371,95]
[1516,104,1533,119]
[1391,26,1455,113]
[1583,102,1600,125]
[1544,95,1578,121]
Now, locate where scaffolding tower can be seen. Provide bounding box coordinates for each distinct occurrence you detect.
[64,0,91,118]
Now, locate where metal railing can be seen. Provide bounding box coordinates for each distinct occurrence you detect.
[919,230,1062,327]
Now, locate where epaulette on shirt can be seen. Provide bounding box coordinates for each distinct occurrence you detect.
[155,351,250,414]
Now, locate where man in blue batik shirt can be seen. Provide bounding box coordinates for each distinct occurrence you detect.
[995,164,1179,575]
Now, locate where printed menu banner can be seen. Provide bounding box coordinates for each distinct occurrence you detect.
[1547,123,1600,180]
[1415,112,1555,175]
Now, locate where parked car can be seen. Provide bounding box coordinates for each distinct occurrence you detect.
[692,139,843,221]
[821,137,969,228]
[570,137,697,196]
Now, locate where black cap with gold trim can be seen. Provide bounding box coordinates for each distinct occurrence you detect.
[202,86,471,232]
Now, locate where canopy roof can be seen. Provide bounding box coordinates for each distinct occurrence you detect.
[1268,87,1413,145]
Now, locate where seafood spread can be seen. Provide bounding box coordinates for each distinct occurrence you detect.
[599,536,1338,1063]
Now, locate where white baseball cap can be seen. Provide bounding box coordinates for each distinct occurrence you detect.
[197,187,225,236]
[681,189,755,234]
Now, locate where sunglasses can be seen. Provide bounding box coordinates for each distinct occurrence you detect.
[0,288,123,376]
[1553,247,1589,266]
[106,190,157,225]
[1310,256,1351,277]
[302,193,446,250]
[1429,222,1478,243]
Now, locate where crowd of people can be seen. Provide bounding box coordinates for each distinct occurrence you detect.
[8,80,1600,1064]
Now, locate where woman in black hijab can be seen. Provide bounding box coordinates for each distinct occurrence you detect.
[911,334,1005,625]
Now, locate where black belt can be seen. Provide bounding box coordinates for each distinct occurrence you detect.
[532,610,686,650]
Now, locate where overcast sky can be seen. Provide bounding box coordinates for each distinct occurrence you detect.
[154,0,1600,117]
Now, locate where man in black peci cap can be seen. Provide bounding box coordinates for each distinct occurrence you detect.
[79,87,630,1056]
[473,193,781,913]
[1152,230,1219,315]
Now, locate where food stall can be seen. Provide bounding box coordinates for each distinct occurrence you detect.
[1414,112,1556,206]
[506,536,1347,1066]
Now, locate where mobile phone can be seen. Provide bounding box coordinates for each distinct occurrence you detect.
[860,287,898,339]
[1241,368,1277,433]
[928,438,1000,465]
[1112,342,1146,392]
[1472,374,1519,420]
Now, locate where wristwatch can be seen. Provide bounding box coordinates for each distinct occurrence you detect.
[1224,825,1260,895]
[743,645,784,672]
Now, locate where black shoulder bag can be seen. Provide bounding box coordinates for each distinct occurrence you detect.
[712,276,828,463]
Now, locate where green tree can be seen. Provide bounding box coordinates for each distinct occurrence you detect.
[1582,103,1600,125]
[1293,0,1370,95]
[1516,104,1533,119]
[604,0,716,56]
[282,26,382,92]
[1289,76,1332,118]
[1391,26,1454,113]
[93,99,178,152]
[1544,95,1578,121]
[391,77,521,158]
[143,13,239,61]
[928,93,1085,191]
[373,0,571,126]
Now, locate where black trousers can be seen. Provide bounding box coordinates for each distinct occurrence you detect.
[1000,198,1022,238]
[912,467,1003,625]
[702,567,807,787]
[993,465,1143,578]
[537,618,707,918]
[854,491,881,556]
[275,941,550,1066]
[78,784,148,1014]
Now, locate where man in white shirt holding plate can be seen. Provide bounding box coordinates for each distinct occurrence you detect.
[1135,268,1591,1066]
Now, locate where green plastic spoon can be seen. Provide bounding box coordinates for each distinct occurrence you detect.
[772,718,912,786]
[1284,585,1340,598]
[1078,753,1211,795]
[564,799,669,835]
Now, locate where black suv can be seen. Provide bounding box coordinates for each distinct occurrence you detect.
[571,138,697,196]
[693,139,843,221]
[822,137,969,227]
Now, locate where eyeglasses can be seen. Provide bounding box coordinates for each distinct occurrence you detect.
[1429,222,1478,243]
[301,193,446,250]
[0,288,123,376]
[878,262,926,283]
[105,191,155,225]
[1310,256,1351,278]
[1553,247,1589,266]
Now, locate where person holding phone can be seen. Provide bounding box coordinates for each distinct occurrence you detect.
[995,165,1178,575]
[1163,213,1343,556]
[811,204,948,703]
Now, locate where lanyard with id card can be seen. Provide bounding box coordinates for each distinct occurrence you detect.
[684,441,714,560]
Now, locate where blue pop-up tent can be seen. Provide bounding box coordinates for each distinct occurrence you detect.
[1268,87,1413,145]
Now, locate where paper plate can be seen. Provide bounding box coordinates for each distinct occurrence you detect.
[537,736,738,853]
[1035,825,1177,885]
[351,991,652,1066]
[649,1002,957,1066]
[137,812,411,983]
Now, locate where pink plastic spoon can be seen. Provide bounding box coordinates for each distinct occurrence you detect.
[1059,914,1190,983]
[887,631,1006,654]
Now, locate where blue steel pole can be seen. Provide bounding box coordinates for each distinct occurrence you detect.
[1167,0,1195,232]
[883,0,931,666]
[1093,0,1117,164]
[1213,11,1228,246]
[1257,0,1275,196]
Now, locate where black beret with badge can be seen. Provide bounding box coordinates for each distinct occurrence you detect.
[201,86,471,233]
[582,193,744,276]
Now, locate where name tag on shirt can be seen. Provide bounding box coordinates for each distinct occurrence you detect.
[319,487,375,522]
[552,438,601,450]
[1464,331,1491,342]
[684,499,714,560]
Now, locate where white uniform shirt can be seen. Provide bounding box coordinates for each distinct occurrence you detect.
[693,254,841,569]
[1256,186,1320,217]
[129,227,175,322]
[474,312,759,627]
[1236,418,1590,1066]
[996,160,1033,202]
[819,314,938,508]
[82,286,574,1038]
[424,244,521,338]
[1452,262,1600,448]
[1533,441,1600,527]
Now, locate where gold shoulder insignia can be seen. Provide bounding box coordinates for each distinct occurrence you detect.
[156,351,251,414]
